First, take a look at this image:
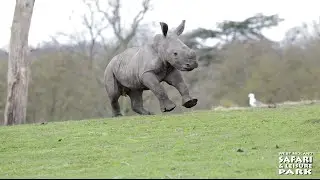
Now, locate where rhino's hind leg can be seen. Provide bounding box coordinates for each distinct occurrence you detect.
[105,72,123,117]
[141,72,176,112]
[128,90,154,115]
[110,96,122,117]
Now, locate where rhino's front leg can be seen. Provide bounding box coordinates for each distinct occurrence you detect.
[164,69,198,108]
[128,90,154,115]
[141,72,176,112]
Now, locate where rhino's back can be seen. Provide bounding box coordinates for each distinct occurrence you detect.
[110,45,159,89]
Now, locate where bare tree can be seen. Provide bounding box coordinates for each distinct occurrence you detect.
[56,0,152,78]
[4,0,35,125]
[94,0,151,54]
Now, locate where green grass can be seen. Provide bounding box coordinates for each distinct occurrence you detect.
[0,105,320,179]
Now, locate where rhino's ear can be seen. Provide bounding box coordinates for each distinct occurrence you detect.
[174,20,185,36]
[160,22,168,37]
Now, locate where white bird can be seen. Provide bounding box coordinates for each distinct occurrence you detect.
[248,93,275,108]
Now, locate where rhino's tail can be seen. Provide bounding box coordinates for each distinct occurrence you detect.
[104,63,123,97]
[104,65,113,92]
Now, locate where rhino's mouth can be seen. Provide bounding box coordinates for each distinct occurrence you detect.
[180,62,198,71]
[171,60,198,71]
[181,67,195,71]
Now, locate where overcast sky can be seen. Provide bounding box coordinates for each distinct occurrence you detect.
[0,0,319,49]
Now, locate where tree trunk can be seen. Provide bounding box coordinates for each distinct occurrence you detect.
[4,0,35,125]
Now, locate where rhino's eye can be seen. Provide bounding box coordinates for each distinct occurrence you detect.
[173,52,178,56]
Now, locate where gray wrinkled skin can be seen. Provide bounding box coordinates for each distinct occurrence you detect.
[104,20,199,117]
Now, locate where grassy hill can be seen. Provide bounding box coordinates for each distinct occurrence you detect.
[0,104,319,178]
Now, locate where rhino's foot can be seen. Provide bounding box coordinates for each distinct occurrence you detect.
[182,98,198,108]
[161,100,176,112]
[134,108,155,115]
[143,111,155,115]
[112,113,123,118]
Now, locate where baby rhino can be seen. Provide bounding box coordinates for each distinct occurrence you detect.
[104,20,199,117]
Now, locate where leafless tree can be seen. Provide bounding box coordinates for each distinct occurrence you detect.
[4,0,35,125]
[93,0,151,53]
